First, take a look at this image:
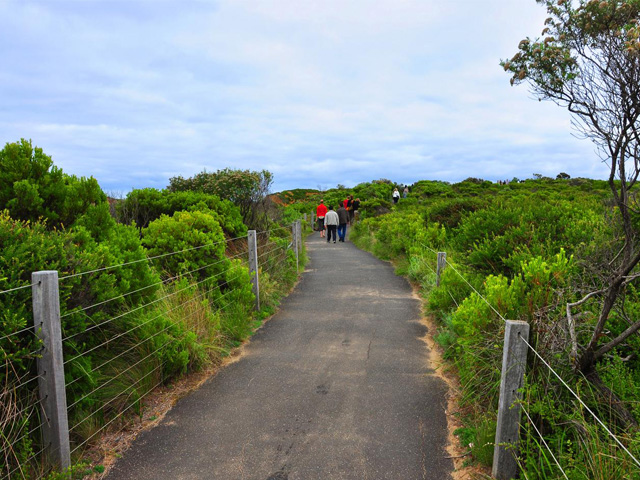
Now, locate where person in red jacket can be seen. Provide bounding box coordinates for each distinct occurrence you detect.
[316,200,328,238]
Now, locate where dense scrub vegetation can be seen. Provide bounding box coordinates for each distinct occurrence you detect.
[0,140,303,479]
[285,176,640,478]
[5,135,640,479]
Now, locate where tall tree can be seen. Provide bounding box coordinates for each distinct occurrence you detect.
[503,1,640,382]
[168,168,273,230]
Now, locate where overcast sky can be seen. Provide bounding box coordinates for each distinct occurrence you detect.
[0,0,609,193]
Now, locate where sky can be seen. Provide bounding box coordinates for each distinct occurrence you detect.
[0,0,610,194]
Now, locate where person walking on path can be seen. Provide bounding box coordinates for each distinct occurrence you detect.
[346,195,353,225]
[316,200,328,238]
[337,204,349,242]
[392,188,400,204]
[324,205,339,243]
[351,197,360,225]
[403,186,409,199]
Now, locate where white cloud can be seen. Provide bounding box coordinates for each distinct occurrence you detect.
[0,0,609,193]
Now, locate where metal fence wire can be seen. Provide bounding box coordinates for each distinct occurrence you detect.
[1,222,302,480]
[415,242,640,477]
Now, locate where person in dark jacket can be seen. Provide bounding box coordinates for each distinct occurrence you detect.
[337,204,349,242]
[351,198,360,225]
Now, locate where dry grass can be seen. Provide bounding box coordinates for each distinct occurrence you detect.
[413,286,491,480]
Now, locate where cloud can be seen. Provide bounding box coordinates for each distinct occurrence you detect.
[0,0,609,194]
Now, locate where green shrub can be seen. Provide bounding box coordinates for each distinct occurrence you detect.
[141,210,228,282]
[0,211,162,476]
[0,139,106,230]
[425,197,486,229]
[117,188,246,237]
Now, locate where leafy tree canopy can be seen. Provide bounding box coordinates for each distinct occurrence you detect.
[168,168,273,229]
[0,139,106,229]
[504,0,640,386]
[117,188,246,237]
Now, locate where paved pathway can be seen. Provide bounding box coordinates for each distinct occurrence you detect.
[106,232,452,480]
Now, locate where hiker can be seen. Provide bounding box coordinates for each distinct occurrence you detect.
[403,186,409,198]
[392,188,400,204]
[337,203,349,242]
[351,198,360,225]
[317,199,328,238]
[324,205,339,243]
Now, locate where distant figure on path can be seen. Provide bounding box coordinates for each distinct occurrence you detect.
[351,198,360,225]
[403,186,409,198]
[324,206,339,243]
[317,199,328,238]
[337,204,349,242]
[392,188,400,204]
[346,195,354,224]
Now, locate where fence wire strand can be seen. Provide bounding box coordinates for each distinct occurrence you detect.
[60,249,248,323]
[13,374,44,393]
[0,324,38,343]
[65,279,229,390]
[418,241,438,255]
[67,264,254,436]
[442,256,508,323]
[5,441,51,480]
[63,266,247,369]
[521,404,570,480]
[4,224,301,474]
[59,234,247,282]
[0,283,33,296]
[65,267,244,456]
[69,372,165,456]
[417,243,640,473]
[258,244,286,261]
[520,335,640,469]
[61,261,241,348]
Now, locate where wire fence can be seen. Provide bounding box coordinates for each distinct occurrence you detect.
[414,241,640,477]
[0,220,305,480]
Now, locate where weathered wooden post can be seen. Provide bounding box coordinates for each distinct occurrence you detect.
[296,220,302,254]
[32,271,71,471]
[493,320,530,480]
[248,230,260,311]
[292,222,299,273]
[436,252,447,287]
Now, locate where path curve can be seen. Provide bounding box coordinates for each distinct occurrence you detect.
[106,232,453,480]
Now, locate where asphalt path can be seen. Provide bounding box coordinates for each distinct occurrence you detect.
[106,231,453,480]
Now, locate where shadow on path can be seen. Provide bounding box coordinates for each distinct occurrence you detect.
[106,231,452,480]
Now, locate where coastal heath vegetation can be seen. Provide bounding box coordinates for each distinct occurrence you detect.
[0,139,302,479]
[280,172,640,478]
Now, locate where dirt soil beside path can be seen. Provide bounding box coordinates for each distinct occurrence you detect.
[414,286,491,480]
[85,344,251,478]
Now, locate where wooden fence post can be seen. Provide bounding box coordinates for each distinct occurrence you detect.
[436,252,447,287]
[292,222,299,273]
[248,230,260,311]
[492,320,530,480]
[32,271,71,471]
[296,220,302,254]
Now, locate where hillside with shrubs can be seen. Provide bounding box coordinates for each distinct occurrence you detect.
[283,176,640,479]
[0,139,301,479]
[3,136,640,479]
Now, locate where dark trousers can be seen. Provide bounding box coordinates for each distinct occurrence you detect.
[326,225,337,242]
[337,223,347,240]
